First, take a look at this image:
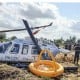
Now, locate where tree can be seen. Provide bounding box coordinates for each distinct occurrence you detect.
[72,36,76,44]
[54,38,64,47]
[65,36,76,44]
[0,33,6,42]
[10,36,17,40]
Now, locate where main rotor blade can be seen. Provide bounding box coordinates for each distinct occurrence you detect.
[0,22,53,33]
[23,19,41,53]
[0,28,26,32]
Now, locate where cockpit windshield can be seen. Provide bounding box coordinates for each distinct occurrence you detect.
[0,42,12,53]
[0,45,4,53]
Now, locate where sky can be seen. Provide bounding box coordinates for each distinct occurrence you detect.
[54,3,80,20]
[0,2,80,40]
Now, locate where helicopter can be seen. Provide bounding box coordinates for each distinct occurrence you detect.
[0,19,61,67]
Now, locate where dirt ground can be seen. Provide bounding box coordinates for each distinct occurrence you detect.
[0,61,80,80]
[0,52,80,80]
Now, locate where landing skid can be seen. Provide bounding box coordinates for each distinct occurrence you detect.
[0,61,31,69]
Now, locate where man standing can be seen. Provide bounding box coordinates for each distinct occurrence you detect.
[74,43,80,65]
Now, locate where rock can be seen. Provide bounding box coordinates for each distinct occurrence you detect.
[65,54,74,62]
[55,53,65,62]
[55,53,74,62]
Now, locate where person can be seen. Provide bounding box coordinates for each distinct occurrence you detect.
[74,43,80,65]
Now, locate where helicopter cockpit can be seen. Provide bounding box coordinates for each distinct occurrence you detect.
[0,42,12,53]
[10,44,20,54]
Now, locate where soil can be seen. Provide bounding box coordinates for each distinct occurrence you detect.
[0,53,80,80]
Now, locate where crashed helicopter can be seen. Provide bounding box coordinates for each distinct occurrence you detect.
[0,19,60,66]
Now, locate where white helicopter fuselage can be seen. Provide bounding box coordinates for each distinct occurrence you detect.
[0,38,59,63]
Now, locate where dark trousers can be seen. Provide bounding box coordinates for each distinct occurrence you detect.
[74,51,80,64]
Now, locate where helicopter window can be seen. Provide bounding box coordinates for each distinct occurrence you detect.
[3,42,12,52]
[0,45,4,53]
[10,44,20,54]
[0,42,12,53]
[32,46,38,54]
[42,44,47,46]
[22,45,28,54]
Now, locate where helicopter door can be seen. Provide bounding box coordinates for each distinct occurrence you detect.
[31,45,39,61]
[22,45,28,55]
[20,45,30,62]
[9,44,20,62]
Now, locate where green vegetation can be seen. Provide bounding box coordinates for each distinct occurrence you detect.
[10,36,17,40]
[0,33,17,42]
[0,33,6,42]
